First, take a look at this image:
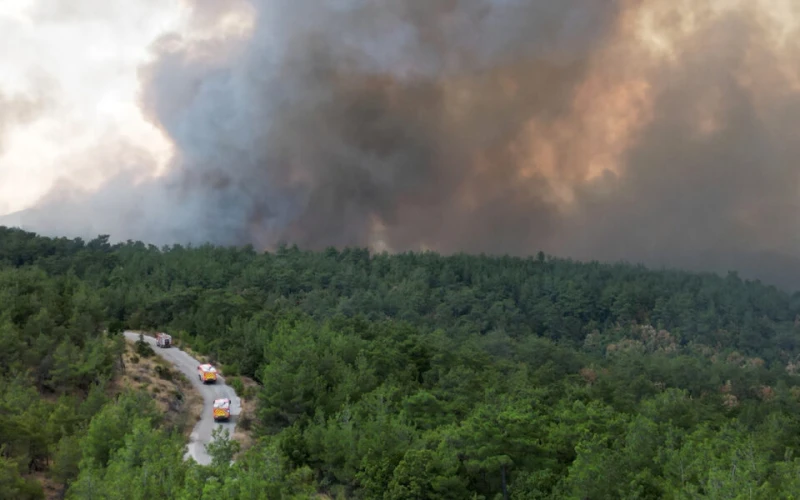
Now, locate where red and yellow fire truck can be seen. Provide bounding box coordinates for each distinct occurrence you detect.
[213,398,231,421]
[197,363,218,384]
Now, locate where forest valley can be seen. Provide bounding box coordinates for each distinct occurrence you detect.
[4,226,800,499]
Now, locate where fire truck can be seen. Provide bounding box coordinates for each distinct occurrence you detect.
[213,398,232,422]
[156,333,172,348]
[197,363,218,384]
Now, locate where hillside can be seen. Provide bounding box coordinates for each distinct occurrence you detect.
[0,269,202,499]
[3,226,800,498]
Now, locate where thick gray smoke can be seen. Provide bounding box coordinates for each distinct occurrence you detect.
[6,0,800,290]
[0,87,51,155]
[0,83,53,215]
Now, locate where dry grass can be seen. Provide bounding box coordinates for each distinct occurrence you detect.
[120,332,336,499]
[231,375,260,458]
[126,331,260,457]
[30,472,62,500]
[29,338,204,498]
[116,341,203,438]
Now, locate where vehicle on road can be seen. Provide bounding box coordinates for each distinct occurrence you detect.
[156,333,172,348]
[197,363,218,384]
[213,398,231,422]
[123,330,239,466]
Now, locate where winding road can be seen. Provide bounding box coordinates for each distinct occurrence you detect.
[123,331,241,465]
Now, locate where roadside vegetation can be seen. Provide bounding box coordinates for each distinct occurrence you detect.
[3,225,800,498]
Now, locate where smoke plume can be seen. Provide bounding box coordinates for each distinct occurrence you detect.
[6,0,800,289]
[0,87,51,155]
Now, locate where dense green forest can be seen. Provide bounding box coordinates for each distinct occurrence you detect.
[4,225,800,499]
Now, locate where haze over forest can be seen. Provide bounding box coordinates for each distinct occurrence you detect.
[2,0,800,289]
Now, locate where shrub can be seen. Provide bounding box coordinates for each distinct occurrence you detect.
[228,377,245,396]
[135,334,155,358]
[154,365,173,381]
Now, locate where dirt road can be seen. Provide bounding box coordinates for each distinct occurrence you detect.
[123,331,240,465]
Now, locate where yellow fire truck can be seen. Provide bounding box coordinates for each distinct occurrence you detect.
[197,363,218,384]
[213,398,231,421]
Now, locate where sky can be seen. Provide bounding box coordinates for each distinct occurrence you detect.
[2,0,800,290]
[0,0,182,214]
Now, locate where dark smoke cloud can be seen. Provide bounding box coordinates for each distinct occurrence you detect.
[561,4,800,288]
[131,0,622,251]
[6,0,800,290]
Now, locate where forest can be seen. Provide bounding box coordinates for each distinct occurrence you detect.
[3,225,800,499]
